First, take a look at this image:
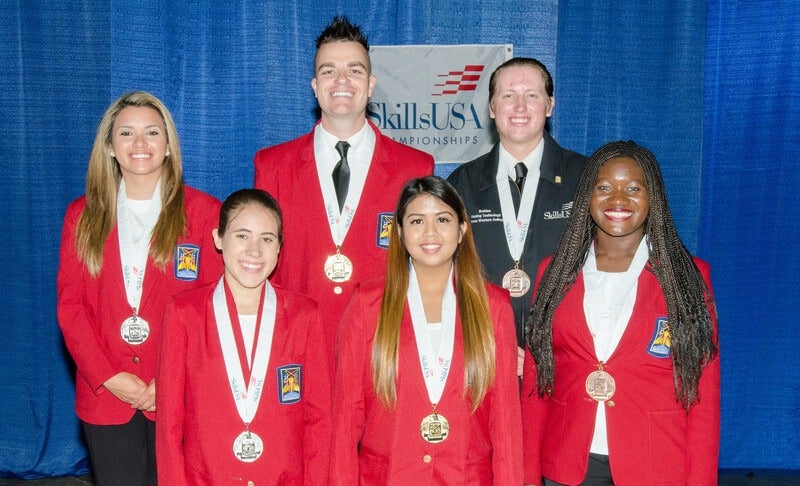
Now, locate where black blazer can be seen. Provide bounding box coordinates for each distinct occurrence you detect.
[447,132,587,345]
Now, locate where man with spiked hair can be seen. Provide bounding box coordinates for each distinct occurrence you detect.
[255,16,433,359]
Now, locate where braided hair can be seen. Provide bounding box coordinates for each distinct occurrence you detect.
[525,141,717,409]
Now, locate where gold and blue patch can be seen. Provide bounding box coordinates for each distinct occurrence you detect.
[277,364,302,404]
[174,244,200,281]
[646,317,671,358]
[376,213,393,249]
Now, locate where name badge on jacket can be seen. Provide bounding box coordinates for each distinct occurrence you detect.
[174,244,200,281]
[277,364,302,404]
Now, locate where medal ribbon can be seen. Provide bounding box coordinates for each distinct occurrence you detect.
[314,126,373,248]
[407,264,456,405]
[213,277,276,425]
[117,178,162,313]
[496,165,536,264]
[224,279,267,379]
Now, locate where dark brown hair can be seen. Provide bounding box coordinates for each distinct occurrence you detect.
[525,140,717,409]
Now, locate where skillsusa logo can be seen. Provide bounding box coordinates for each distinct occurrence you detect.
[432,65,485,96]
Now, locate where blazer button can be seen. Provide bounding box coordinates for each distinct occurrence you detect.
[247,481,254,486]
[606,400,615,407]
[423,454,432,463]
[132,356,140,363]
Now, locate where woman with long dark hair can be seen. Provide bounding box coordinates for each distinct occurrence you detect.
[331,176,523,484]
[522,141,719,485]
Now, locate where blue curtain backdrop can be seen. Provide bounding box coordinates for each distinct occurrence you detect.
[702,0,800,471]
[1,0,797,479]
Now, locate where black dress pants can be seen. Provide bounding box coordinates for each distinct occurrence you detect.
[543,453,614,486]
[82,410,156,486]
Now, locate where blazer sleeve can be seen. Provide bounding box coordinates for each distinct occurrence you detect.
[520,259,552,485]
[56,201,118,393]
[155,298,189,484]
[253,146,280,195]
[302,299,333,486]
[156,300,188,484]
[488,288,524,485]
[520,348,546,485]
[686,260,721,484]
[188,191,224,284]
[330,286,370,485]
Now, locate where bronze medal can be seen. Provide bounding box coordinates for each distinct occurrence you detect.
[120,315,150,345]
[501,268,531,298]
[420,412,450,444]
[324,252,353,282]
[585,369,616,402]
[233,430,264,462]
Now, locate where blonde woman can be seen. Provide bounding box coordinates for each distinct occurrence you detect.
[331,176,523,485]
[57,91,222,484]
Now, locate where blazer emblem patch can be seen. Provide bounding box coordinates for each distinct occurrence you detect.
[174,244,200,281]
[277,364,302,404]
[646,317,671,358]
[376,213,394,249]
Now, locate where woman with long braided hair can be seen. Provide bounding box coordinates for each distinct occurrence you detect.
[521,141,719,485]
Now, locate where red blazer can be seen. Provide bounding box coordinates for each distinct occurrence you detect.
[57,186,223,425]
[156,281,332,485]
[521,258,720,486]
[253,121,434,355]
[331,277,523,485]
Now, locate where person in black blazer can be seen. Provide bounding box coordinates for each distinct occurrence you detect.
[447,58,587,374]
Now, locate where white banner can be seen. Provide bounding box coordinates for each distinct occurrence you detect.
[369,44,513,164]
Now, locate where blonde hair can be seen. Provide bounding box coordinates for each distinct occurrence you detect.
[75,91,186,276]
[372,176,495,411]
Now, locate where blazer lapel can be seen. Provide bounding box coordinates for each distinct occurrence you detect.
[443,305,465,401]
[105,225,131,310]
[563,273,598,358]
[138,243,163,315]
[360,121,390,204]
[608,266,661,362]
[270,290,289,364]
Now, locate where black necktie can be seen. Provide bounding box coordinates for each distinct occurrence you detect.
[514,162,528,193]
[332,141,350,211]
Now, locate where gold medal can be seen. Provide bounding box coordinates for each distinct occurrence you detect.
[324,251,353,282]
[120,314,150,345]
[585,366,616,402]
[501,267,531,298]
[233,430,264,462]
[420,411,450,444]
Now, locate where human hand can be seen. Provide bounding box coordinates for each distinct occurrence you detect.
[103,372,147,405]
[131,378,156,412]
[518,346,525,377]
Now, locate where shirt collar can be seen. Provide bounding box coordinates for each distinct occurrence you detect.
[316,121,371,167]
[498,137,545,179]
